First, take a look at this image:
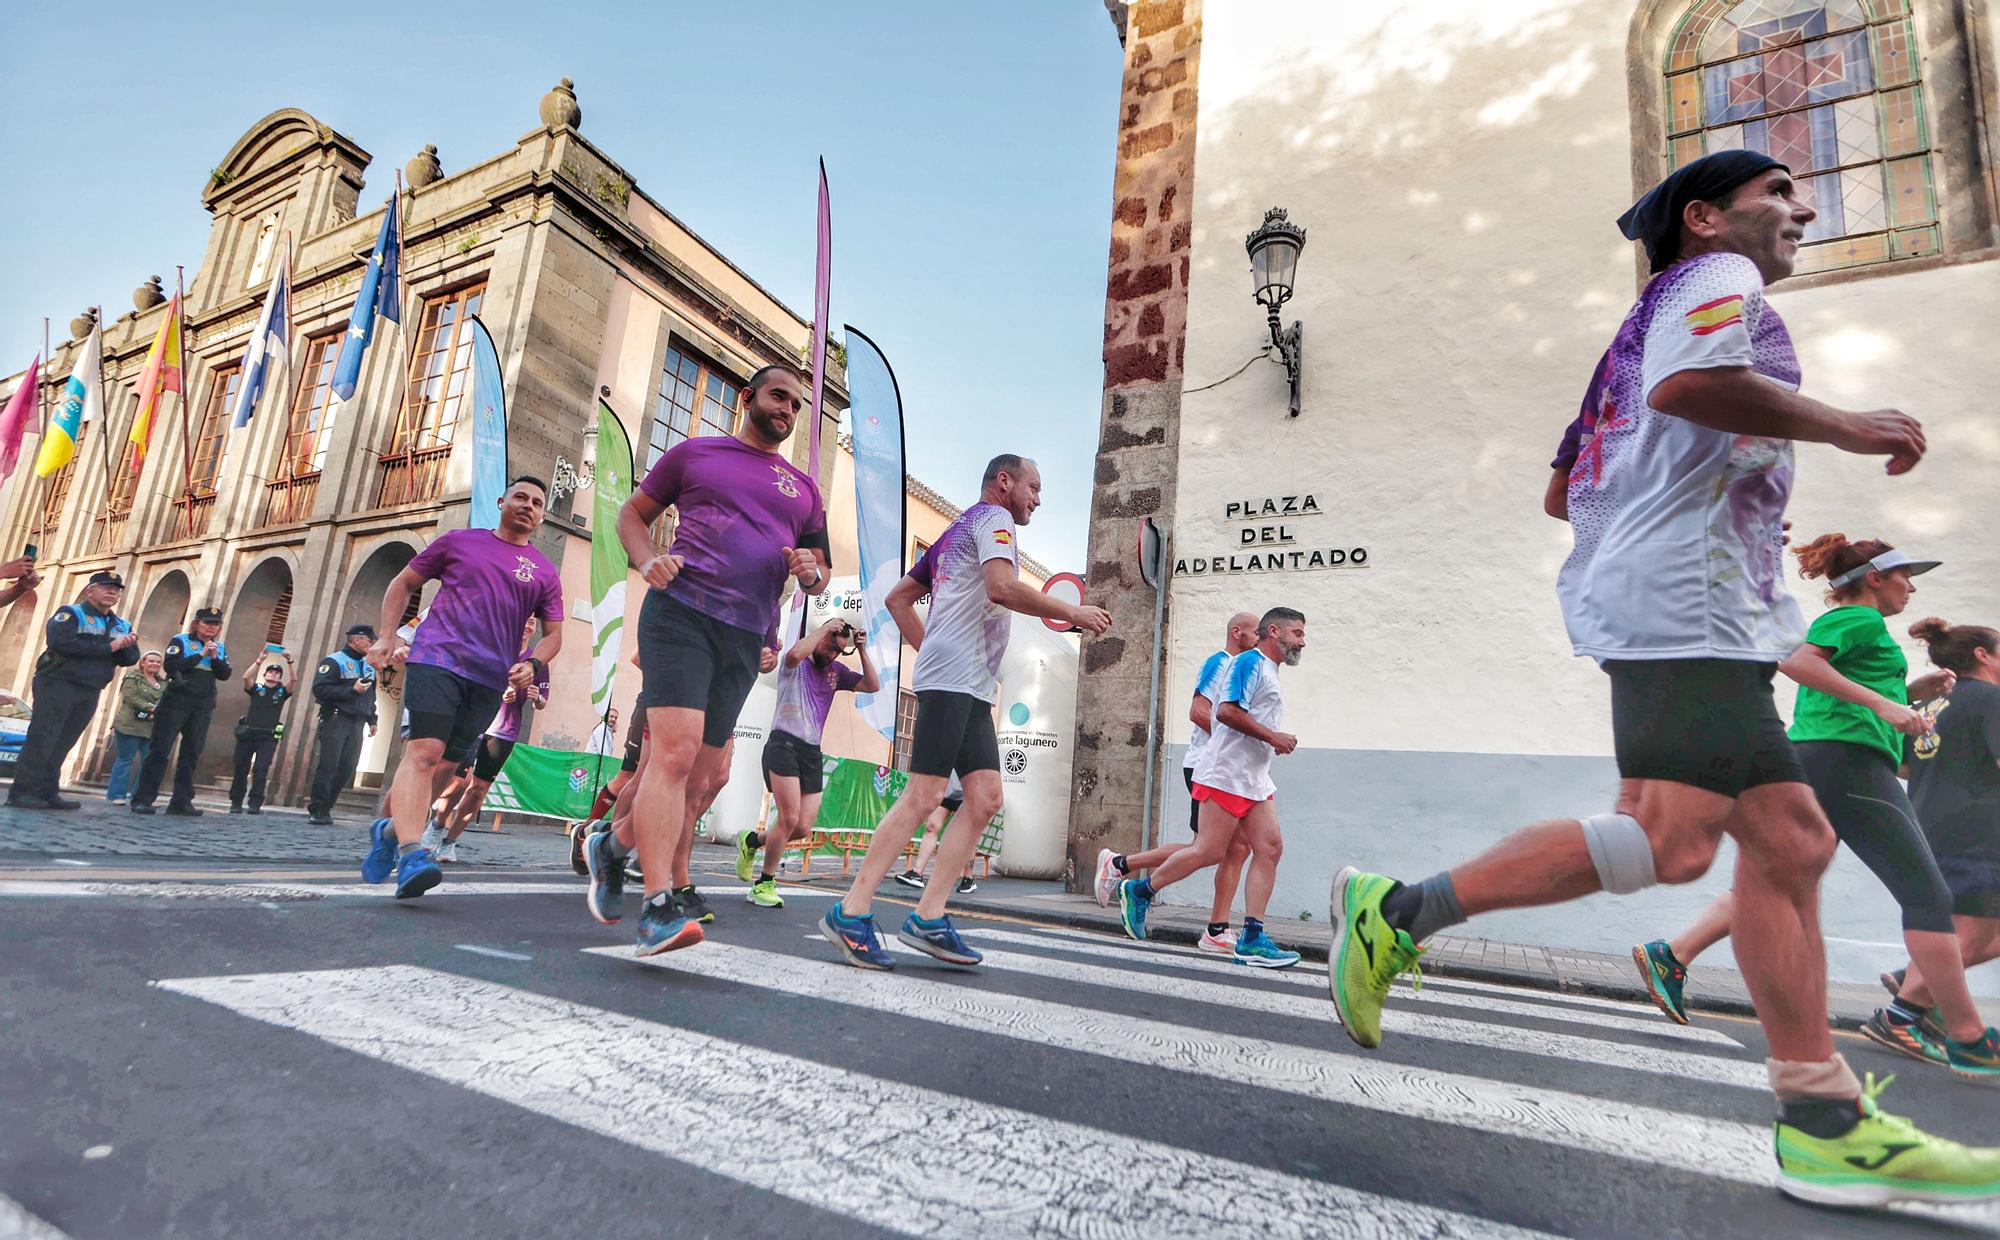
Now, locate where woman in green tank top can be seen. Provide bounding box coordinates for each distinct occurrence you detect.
[1632,533,2000,1078]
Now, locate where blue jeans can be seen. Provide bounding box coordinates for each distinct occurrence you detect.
[105,732,150,802]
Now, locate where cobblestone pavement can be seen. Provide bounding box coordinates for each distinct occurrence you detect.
[0,801,573,869]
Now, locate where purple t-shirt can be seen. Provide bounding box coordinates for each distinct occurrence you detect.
[406,529,564,690]
[485,648,552,741]
[639,437,827,635]
[770,654,863,747]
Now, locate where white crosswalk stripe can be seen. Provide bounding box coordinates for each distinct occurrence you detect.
[868,934,1770,1091]
[963,927,1744,1048]
[160,965,1554,1239]
[0,880,835,901]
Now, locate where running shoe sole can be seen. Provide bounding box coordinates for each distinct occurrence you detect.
[635,920,703,957]
[394,864,441,900]
[1235,950,1300,970]
[1860,1018,1945,1068]
[1880,968,1906,999]
[1093,848,1118,907]
[820,909,894,971]
[897,927,982,967]
[1327,866,1358,1037]
[1631,944,1691,1026]
[1777,1175,2000,1208]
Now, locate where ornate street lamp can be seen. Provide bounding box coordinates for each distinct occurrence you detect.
[1245,207,1306,416]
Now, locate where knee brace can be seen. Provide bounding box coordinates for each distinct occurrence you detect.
[1581,812,1657,894]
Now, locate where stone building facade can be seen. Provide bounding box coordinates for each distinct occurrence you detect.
[0,80,841,806]
[1072,0,2000,993]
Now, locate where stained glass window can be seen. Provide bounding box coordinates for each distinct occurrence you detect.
[1665,0,1937,274]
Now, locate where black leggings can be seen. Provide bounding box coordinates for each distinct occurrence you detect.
[1797,740,1954,934]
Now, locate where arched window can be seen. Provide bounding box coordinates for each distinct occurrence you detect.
[1664,0,1937,274]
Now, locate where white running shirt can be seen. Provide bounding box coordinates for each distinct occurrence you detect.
[909,502,1018,702]
[1181,649,1232,772]
[1557,251,1807,661]
[1193,648,1283,801]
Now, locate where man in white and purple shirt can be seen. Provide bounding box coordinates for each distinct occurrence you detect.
[361,477,563,899]
[735,616,880,908]
[595,363,830,954]
[822,453,1110,970]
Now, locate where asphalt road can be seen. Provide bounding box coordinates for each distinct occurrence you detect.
[3,811,1999,1239]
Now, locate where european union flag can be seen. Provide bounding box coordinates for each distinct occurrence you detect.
[330,193,401,402]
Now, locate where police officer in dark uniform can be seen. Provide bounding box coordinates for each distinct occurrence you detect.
[131,605,230,816]
[7,571,138,810]
[229,650,295,814]
[307,623,379,824]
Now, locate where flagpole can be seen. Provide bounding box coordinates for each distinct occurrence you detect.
[172,267,198,540]
[390,173,412,505]
[32,318,48,551]
[94,307,116,550]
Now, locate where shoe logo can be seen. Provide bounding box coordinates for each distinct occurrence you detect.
[1845,1143,1920,1172]
[1356,910,1378,969]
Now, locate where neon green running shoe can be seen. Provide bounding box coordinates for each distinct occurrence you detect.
[1328,866,1423,1049]
[735,830,759,882]
[1777,1073,2000,1205]
[747,876,784,908]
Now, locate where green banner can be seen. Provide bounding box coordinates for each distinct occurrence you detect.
[486,743,622,820]
[589,399,634,712]
[814,757,1005,855]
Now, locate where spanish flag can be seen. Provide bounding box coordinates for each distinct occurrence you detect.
[128,292,184,472]
[1684,294,1745,337]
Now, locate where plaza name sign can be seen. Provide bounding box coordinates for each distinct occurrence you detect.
[1172,493,1369,578]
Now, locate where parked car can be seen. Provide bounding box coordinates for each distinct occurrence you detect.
[0,708,28,775]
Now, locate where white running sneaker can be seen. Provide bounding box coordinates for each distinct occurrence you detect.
[1198,928,1238,954]
[1093,848,1120,907]
[437,840,459,863]
[419,819,444,854]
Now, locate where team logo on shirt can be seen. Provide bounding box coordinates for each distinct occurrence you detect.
[772,464,801,499]
[1685,295,1745,336]
[514,556,537,583]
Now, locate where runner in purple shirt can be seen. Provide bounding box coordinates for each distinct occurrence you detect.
[428,621,550,863]
[589,363,830,953]
[361,477,564,900]
[735,617,880,909]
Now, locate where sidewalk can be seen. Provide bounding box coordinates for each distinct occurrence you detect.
[780,867,1890,1030]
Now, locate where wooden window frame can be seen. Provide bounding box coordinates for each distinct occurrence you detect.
[276,333,342,479]
[646,341,744,469]
[378,282,486,507]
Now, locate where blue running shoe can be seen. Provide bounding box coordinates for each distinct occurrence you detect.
[584,830,627,925]
[1118,878,1152,941]
[393,848,442,899]
[634,892,703,955]
[820,905,895,970]
[897,912,982,966]
[1233,927,1301,970]
[361,817,397,884]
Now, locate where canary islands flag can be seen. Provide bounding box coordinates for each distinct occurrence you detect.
[35,325,103,477]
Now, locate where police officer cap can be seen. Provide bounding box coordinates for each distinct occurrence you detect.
[87,571,125,588]
[346,623,377,638]
[194,606,223,623]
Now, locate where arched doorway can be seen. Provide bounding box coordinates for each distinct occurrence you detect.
[0,594,39,690]
[342,541,418,797]
[195,557,294,782]
[135,569,192,653]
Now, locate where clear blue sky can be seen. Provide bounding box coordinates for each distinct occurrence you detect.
[0,1,1121,571]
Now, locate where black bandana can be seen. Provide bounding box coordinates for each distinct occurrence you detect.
[1618,150,1785,273]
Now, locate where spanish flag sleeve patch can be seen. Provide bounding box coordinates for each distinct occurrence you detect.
[1684,294,1746,337]
[991,529,1012,545]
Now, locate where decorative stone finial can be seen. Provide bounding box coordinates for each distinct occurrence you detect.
[405,143,442,188]
[134,276,165,311]
[540,77,582,130]
[70,308,97,341]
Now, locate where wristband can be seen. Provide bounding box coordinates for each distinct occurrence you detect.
[527,657,547,680]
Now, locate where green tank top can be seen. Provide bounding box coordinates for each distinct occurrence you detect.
[1788,605,1906,762]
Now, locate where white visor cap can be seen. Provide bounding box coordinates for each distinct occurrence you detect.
[1830,547,1941,588]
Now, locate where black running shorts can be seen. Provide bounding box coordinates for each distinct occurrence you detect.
[403,663,504,766]
[1183,765,1200,835]
[619,711,647,774]
[908,691,1000,779]
[1604,658,1806,797]
[1935,854,2000,919]
[761,729,826,795]
[472,735,517,783]
[637,591,762,749]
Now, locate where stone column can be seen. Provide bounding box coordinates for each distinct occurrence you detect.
[1065,0,1203,891]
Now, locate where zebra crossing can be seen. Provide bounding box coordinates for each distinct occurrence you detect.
[151,914,2000,1238]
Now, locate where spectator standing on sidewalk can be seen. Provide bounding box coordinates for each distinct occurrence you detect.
[131,606,231,817]
[106,651,165,804]
[230,651,295,815]
[7,570,138,810]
